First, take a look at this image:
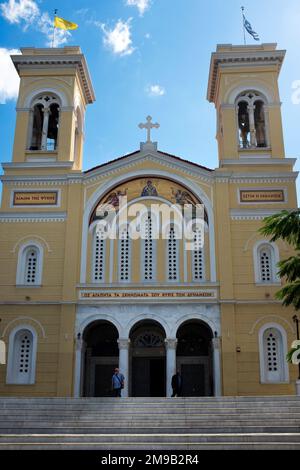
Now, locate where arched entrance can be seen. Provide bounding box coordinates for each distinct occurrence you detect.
[83,321,119,397]
[176,320,214,396]
[130,320,166,397]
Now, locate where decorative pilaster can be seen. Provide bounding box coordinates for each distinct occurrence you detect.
[118,338,130,397]
[212,336,222,396]
[27,109,34,150]
[74,333,84,398]
[165,338,178,397]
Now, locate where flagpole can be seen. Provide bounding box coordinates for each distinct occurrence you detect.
[52,9,58,48]
[241,6,246,45]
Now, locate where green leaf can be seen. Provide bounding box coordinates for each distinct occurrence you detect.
[275,280,300,310]
[259,210,300,248]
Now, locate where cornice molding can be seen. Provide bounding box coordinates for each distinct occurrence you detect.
[83,151,214,185]
[216,172,298,184]
[229,176,298,183]
[11,48,96,105]
[1,152,297,188]
[0,212,67,223]
[1,174,83,185]
[207,44,285,102]
[230,209,279,220]
[220,158,297,166]
[2,162,74,170]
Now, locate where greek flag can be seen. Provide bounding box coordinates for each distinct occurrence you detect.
[243,14,260,41]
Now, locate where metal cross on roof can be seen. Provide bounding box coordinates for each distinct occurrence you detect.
[138,115,160,143]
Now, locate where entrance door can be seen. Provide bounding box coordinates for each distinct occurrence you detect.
[181,364,206,397]
[176,321,214,396]
[132,357,166,397]
[130,320,167,397]
[94,363,118,397]
[82,321,119,397]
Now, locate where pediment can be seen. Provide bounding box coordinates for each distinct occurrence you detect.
[83,148,214,185]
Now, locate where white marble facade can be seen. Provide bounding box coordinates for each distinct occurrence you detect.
[74,302,222,398]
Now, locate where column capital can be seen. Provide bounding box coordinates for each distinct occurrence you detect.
[76,337,84,351]
[165,338,178,350]
[118,338,131,350]
[212,337,221,349]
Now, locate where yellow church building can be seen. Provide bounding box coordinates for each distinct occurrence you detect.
[0,43,298,398]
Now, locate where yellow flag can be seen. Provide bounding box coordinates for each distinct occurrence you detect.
[54,16,78,30]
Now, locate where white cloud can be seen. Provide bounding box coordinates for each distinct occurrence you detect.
[147,84,165,97]
[0,0,39,25]
[126,0,151,16]
[0,48,20,104]
[0,0,72,46]
[102,19,135,56]
[39,12,71,47]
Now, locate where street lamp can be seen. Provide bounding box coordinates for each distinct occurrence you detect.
[292,314,300,380]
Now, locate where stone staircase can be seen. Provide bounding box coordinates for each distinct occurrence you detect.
[0,396,300,449]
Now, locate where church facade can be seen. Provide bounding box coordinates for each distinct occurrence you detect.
[0,44,298,398]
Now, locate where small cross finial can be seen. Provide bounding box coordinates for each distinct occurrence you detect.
[138,115,160,143]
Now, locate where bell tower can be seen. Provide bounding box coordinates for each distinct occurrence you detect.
[207,43,286,163]
[10,47,95,170]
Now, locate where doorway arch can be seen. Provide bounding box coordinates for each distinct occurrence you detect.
[83,321,119,397]
[176,320,214,396]
[129,320,166,397]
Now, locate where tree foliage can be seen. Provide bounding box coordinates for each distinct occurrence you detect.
[259,209,300,311]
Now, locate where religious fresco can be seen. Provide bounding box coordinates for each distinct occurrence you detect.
[141,180,158,197]
[103,189,128,208]
[92,189,127,221]
[171,188,197,206]
[89,177,206,224]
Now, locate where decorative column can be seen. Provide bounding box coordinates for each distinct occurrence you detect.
[118,338,130,398]
[247,104,257,147]
[212,336,222,396]
[165,338,178,397]
[74,333,84,398]
[41,107,50,150]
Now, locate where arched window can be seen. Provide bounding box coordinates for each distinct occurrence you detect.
[253,242,280,284]
[141,213,156,282]
[237,100,250,148]
[47,103,59,151]
[29,94,60,151]
[254,100,266,147]
[16,243,43,286]
[119,225,131,282]
[236,91,268,149]
[6,326,37,384]
[30,104,44,150]
[259,324,289,383]
[92,226,106,283]
[166,225,179,282]
[192,227,205,281]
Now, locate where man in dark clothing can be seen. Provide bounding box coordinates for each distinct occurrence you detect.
[171,370,182,397]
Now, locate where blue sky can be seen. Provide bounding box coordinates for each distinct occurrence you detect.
[0,0,299,199]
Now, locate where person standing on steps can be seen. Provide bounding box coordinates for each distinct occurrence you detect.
[112,367,125,397]
[171,370,182,397]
